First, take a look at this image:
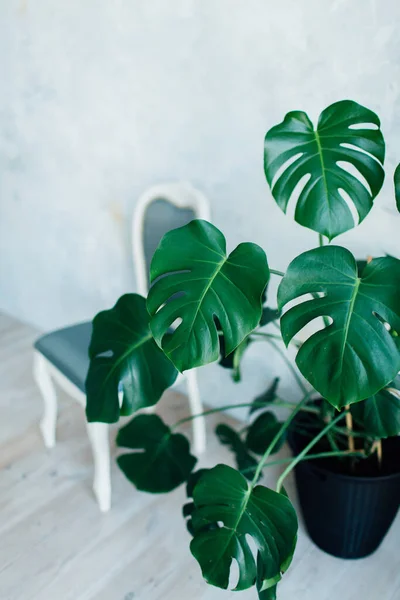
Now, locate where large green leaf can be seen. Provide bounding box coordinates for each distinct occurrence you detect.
[189,464,298,591]
[215,424,258,480]
[183,469,216,536]
[246,412,285,455]
[351,378,400,438]
[395,162,400,213]
[264,100,385,240]
[86,294,178,423]
[147,220,270,372]
[116,414,197,493]
[249,377,280,416]
[278,246,400,408]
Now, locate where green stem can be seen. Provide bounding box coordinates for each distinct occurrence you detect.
[241,449,365,474]
[270,269,285,277]
[251,391,313,486]
[276,411,347,492]
[263,337,308,395]
[331,426,375,440]
[251,332,285,343]
[316,231,333,329]
[251,331,302,349]
[172,398,318,429]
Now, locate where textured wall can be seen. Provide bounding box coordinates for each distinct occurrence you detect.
[2,0,400,407]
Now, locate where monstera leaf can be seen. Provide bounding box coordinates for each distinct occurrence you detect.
[183,469,216,536]
[147,220,270,372]
[395,162,400,213]
[249,378,280,416]
[215,424,258,480]
[260,307,280,327]
[246,412,285,455]
[278,246,400,408]
[86,294,178,423]
[351,379,400,438]
[264,100,385,240]
[190,464,298,592]
[116,414,197,493]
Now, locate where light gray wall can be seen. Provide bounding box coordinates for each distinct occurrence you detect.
[2,1,400,407]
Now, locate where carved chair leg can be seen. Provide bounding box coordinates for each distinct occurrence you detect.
[86,421,111,512]
[33,352,58,449]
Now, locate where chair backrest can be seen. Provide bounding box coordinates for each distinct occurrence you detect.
[132,182,211,295]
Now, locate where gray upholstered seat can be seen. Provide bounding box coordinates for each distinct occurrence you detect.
[34,322,92,392]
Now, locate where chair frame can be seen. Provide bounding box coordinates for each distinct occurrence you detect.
[34,182,210,512]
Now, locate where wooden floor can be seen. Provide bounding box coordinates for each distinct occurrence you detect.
[0,311,399,600]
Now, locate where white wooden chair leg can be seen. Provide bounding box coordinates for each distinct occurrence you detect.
[186,369,206,455]
[86,421,111,512]
[33,352,58,449]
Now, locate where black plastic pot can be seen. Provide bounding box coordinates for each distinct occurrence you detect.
[288,430,400,559]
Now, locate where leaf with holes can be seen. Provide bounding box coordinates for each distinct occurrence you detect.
[147,220,270,372]
[278,246,400,408]
[216,424,258,480]
[395,162,400,213]
[189,464,298,591]
[246,412,285,455]
[249,377,280,416]
[116,414,197,493]
[86,294,178,423]
[351,377,400,438]
[258,582,277,600]
[260,307,280,327]
[264,100,385,240]
[183,469,217,536]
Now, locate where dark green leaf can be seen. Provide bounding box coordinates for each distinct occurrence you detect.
[264,100,385,240]
[116,414,196,493]
[249,377,280,416]
[231,337,251,382]
[246,412,285,455]
[278,246,400,408]
[147,220,270,372]
[184,469,217,536]
[218,335,253,382]
[186,468,211,498]
[189,464,298,591]
[86,294,178,423]
[260,307,280,327]
[257,553,277,600]
[258,583,277,600]
[395,163,400,213]
[216,424,258,480]
[351,379,400,438]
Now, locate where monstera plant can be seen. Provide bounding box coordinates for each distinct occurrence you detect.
[86,100,400,597]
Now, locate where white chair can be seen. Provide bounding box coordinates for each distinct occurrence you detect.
[33,182,210,512]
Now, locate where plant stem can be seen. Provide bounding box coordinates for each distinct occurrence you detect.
[240,449,365,474]
[251,331,302,349]
[276,411,347,492]
[270,269,285,277]
[172,399,318,429]
[251,332,285,343]
[250,391,314,486]
[261,336,308,395]
[319,233,325,247]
